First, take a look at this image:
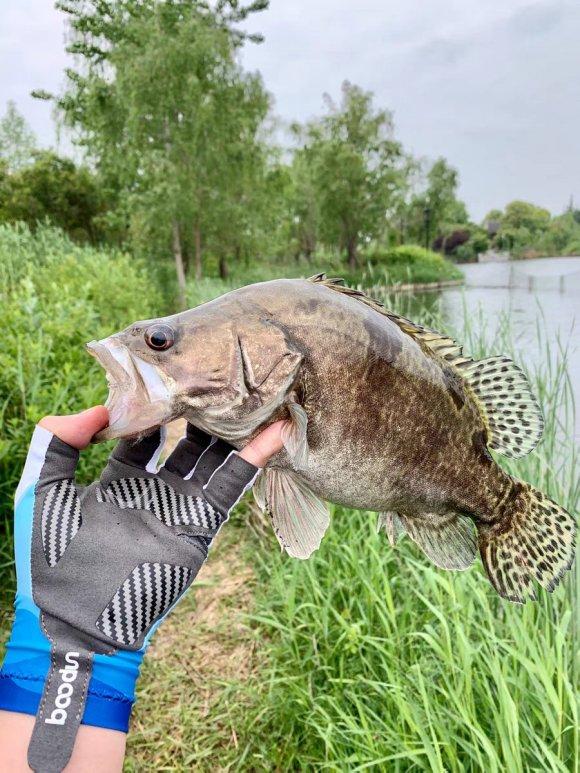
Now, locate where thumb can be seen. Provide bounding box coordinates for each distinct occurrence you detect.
[39,406,109,450]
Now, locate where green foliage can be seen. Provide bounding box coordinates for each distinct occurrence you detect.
[362,244,462,284]
[52,0,271,302]
[563,239,580,256]
[0,223,162,600]
[502,200,551,233]
[0,151,107,243]
[404,157,469,249]
[0,101,36,172]
[293,82,409,267]
[485,201,580,258]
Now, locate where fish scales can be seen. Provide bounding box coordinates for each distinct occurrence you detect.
[232,279,507,517]
[87,276,575,603]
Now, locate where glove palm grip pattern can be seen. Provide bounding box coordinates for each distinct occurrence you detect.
[16,425,259,773]
[41,480,82,567]
[96,562,194,645]
[95,476,221,529]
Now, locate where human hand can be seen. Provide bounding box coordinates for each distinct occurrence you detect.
[0,408,282,772]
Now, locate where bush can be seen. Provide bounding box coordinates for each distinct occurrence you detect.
[563,239,580,256]
[362,244,462,285]
[0,223,163,601]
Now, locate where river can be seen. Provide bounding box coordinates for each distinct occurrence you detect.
[397,257,580,443]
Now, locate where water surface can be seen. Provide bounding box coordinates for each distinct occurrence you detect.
[394,257,580,442]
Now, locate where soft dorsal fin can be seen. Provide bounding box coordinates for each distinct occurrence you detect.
[309,274,544,458]
[457,356,544,458]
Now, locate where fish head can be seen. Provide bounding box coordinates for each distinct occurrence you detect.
[87,305,303,443]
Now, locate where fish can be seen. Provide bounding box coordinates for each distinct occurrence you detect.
[86,274,576,603]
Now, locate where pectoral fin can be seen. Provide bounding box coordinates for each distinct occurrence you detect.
[281,401,309,469]
[254,468,329,559]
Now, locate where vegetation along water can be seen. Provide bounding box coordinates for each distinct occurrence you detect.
[0,1,578,769]
[1,225,577,771]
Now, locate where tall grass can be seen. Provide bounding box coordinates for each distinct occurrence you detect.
[240,294,578,772]
[186,246,462,308]
[0,232,575,770]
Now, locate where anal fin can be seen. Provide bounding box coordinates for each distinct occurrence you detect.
[398,510,477,571]
[253,467,329,559]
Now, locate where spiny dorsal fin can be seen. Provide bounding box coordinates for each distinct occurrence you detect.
[308,273,472,368]
[457,357,544,458]
[309,273,544,458]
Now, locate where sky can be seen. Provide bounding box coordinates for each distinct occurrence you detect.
[1,0,579,220]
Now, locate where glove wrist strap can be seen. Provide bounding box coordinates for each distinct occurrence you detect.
[27,641,93,773]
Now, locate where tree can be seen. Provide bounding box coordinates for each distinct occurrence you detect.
[490,201,552,254]
[0,101,37,171]
[288,143,319,259]
[298,82,408,269]
[0,151,106,242]
[502,201,551,233]
[45,0,270,306]
[406,157,468,249]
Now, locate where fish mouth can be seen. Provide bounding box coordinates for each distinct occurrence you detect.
[86,339,176,442]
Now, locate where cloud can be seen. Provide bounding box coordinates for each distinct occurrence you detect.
[506,0,568,36]
[1,0,579,219]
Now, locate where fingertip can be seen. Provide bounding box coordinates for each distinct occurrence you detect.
[39,406,110,449]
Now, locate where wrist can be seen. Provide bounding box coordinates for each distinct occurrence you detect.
[0,599,144,733]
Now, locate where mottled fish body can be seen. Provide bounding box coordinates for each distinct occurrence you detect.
[87,276,575,603]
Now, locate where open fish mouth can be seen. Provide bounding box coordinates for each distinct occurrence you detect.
[86,339,176,441]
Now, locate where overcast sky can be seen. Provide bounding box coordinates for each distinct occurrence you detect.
[1,0,579,220]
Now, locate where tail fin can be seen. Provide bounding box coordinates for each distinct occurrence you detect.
[479,482,576,603]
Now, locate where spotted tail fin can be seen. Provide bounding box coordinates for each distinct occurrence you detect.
[479,481,575,602]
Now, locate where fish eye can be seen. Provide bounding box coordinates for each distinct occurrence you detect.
[144,324,175,351]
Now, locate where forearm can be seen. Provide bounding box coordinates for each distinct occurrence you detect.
[0,712,126,772]
[0,412,285,770]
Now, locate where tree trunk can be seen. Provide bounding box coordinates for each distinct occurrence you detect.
[347,236,358,270]
[219,254,229,280]
[194,224,202,281]
[172,220,187,309]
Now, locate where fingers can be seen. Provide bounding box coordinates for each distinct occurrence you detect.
[109,427,166,472]
[199,421,286,515]
[238,420,287,468]
[21,407,109,500]
[39,406,109,450]
[162,424,214,479]
[202,452,260,516]
[188,438,236,486]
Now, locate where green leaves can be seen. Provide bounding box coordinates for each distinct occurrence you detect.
[0,223,163,601]
[292,82,408,267]
[0,101,37,173]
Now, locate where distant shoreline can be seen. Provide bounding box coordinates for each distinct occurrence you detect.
[368,278,464,293]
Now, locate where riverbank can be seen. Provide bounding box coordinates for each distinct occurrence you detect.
[1,224,576,771]
[367,277,463,293]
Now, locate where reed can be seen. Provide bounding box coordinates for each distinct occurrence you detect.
[237,294,578,772]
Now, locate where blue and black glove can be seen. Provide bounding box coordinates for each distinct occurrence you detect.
[0,421,259,773]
